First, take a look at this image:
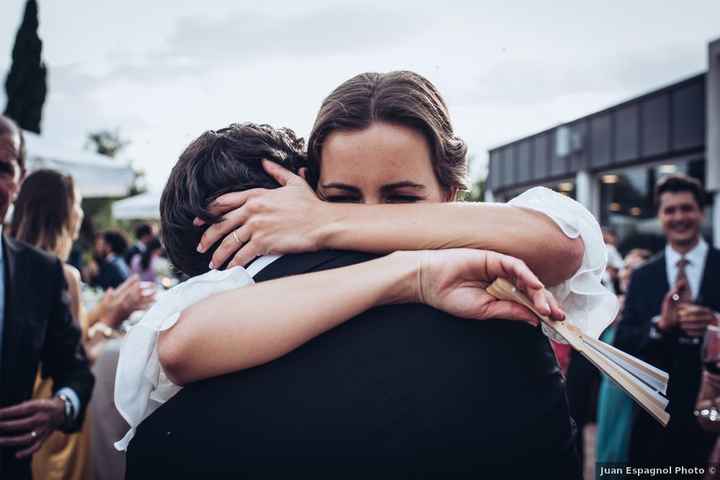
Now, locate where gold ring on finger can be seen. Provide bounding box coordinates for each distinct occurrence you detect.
[232,230,241,245]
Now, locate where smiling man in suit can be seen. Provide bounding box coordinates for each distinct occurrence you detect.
[615,174,719,467]
[0,115,94,480]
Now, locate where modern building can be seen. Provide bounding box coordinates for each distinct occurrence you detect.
[486,38,720,252]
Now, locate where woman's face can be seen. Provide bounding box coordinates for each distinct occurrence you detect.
[71,192,84,240]
[317,122,447,205]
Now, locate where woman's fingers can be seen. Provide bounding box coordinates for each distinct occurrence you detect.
[199,206,251,254]
[228,242,263,269]
[480,301,539,327]
[193,189,267,227]
[262,160,305,187]
[209,225,252,270]
[499,254,549,316]
[545,291,566,321]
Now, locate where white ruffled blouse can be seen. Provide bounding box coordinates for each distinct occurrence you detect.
[114,186,617,451]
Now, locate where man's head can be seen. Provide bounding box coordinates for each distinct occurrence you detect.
[655,174,705,250]
[96,230,129,259]
[160,123,305,277]
[0,115,26,221]
[601,227,617,246]
[134,223,154,244]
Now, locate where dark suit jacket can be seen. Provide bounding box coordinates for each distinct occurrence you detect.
[95,255,130,290]
[127,251,580,479]
[0,236,95,480]
[614,246,720,466]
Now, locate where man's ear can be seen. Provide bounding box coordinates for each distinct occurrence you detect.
[298,167,308,181]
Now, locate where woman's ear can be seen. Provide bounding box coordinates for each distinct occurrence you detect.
[299,167,308,181]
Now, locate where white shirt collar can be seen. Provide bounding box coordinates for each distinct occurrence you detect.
[245,254,281,278]
[665,238,708,269]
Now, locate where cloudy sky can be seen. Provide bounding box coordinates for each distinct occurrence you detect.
[0,0,719,191]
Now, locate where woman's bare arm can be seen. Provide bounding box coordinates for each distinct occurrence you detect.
[199,162,583,286]
[158,249,558,385]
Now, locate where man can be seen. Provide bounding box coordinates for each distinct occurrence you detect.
[125,124,580,478]
[93,230,131,290]
[0,115,94,479]
[615,174,719,466]
[124,223,154,266]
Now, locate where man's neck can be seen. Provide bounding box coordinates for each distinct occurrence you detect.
[668,236,700,255]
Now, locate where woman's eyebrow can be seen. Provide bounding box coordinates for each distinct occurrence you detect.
[380,181,426,194]
[320,183,361,193]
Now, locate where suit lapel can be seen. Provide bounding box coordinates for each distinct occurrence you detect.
[698,247,719,306]
[0,235,21,406]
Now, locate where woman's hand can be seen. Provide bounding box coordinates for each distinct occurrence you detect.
[196,160,330,269]
[100,276,155,328]
[411,249,565,326]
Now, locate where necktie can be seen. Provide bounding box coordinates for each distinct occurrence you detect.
[675,257,692,303]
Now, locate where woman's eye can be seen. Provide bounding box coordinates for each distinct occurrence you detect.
[386,195,421,203]
[325,196,362,203]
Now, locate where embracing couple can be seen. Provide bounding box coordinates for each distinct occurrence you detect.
[115,71,616,479]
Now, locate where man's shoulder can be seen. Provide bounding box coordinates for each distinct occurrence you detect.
[254,250,381,282]
[3,235,62,270]
[633,252,665,277]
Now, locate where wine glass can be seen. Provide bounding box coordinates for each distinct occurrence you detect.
[695,326,720,422]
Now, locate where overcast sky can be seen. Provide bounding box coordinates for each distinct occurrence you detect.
[1,0,719,190]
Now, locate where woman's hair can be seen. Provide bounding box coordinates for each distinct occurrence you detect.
[160,122,306,276]
[307,71,468,195]
[10,169,77,259]
[140,237,163,271]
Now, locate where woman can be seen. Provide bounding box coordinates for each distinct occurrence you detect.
[595,248,651,464]
[130,237,162,283]
[9,169,152,479]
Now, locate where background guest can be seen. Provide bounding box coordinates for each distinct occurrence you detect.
[124,223,154,266]
[614,174,719,466]
[0,115,94,480]
[91,231,130,290]
[595,248,651,464]
[8,169,91,480]
[130,237,162,283]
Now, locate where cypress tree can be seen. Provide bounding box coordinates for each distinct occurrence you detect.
[4,0,47,134]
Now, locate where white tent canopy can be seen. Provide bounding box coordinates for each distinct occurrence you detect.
[112,191,161,220]
[23,131,136,198]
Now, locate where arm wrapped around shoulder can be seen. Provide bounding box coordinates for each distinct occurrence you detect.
[509,187,618,339]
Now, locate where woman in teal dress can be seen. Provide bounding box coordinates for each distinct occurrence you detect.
[596,249,651,463]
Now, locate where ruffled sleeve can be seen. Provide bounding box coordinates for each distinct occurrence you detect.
[508,187,619,340]
[114,267,256,451]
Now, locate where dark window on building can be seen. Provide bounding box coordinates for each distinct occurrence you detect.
[550,131,567,177]
[672,80,705,151]
[590,113,612,168]
[517,139,531,183]
[533,133,549,181]
[570,120,588,171]
[641,93,670,157]
[615,104,639,163]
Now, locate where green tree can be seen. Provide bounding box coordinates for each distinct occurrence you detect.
[86,129,130,158]
[3,0,47,133]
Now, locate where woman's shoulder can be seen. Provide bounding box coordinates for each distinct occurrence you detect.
[63,264,82,292]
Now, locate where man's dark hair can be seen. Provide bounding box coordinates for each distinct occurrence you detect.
[103,230,129,256]
[654,174,705,210]
[160,123,306,277]
[135,223,153,240]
